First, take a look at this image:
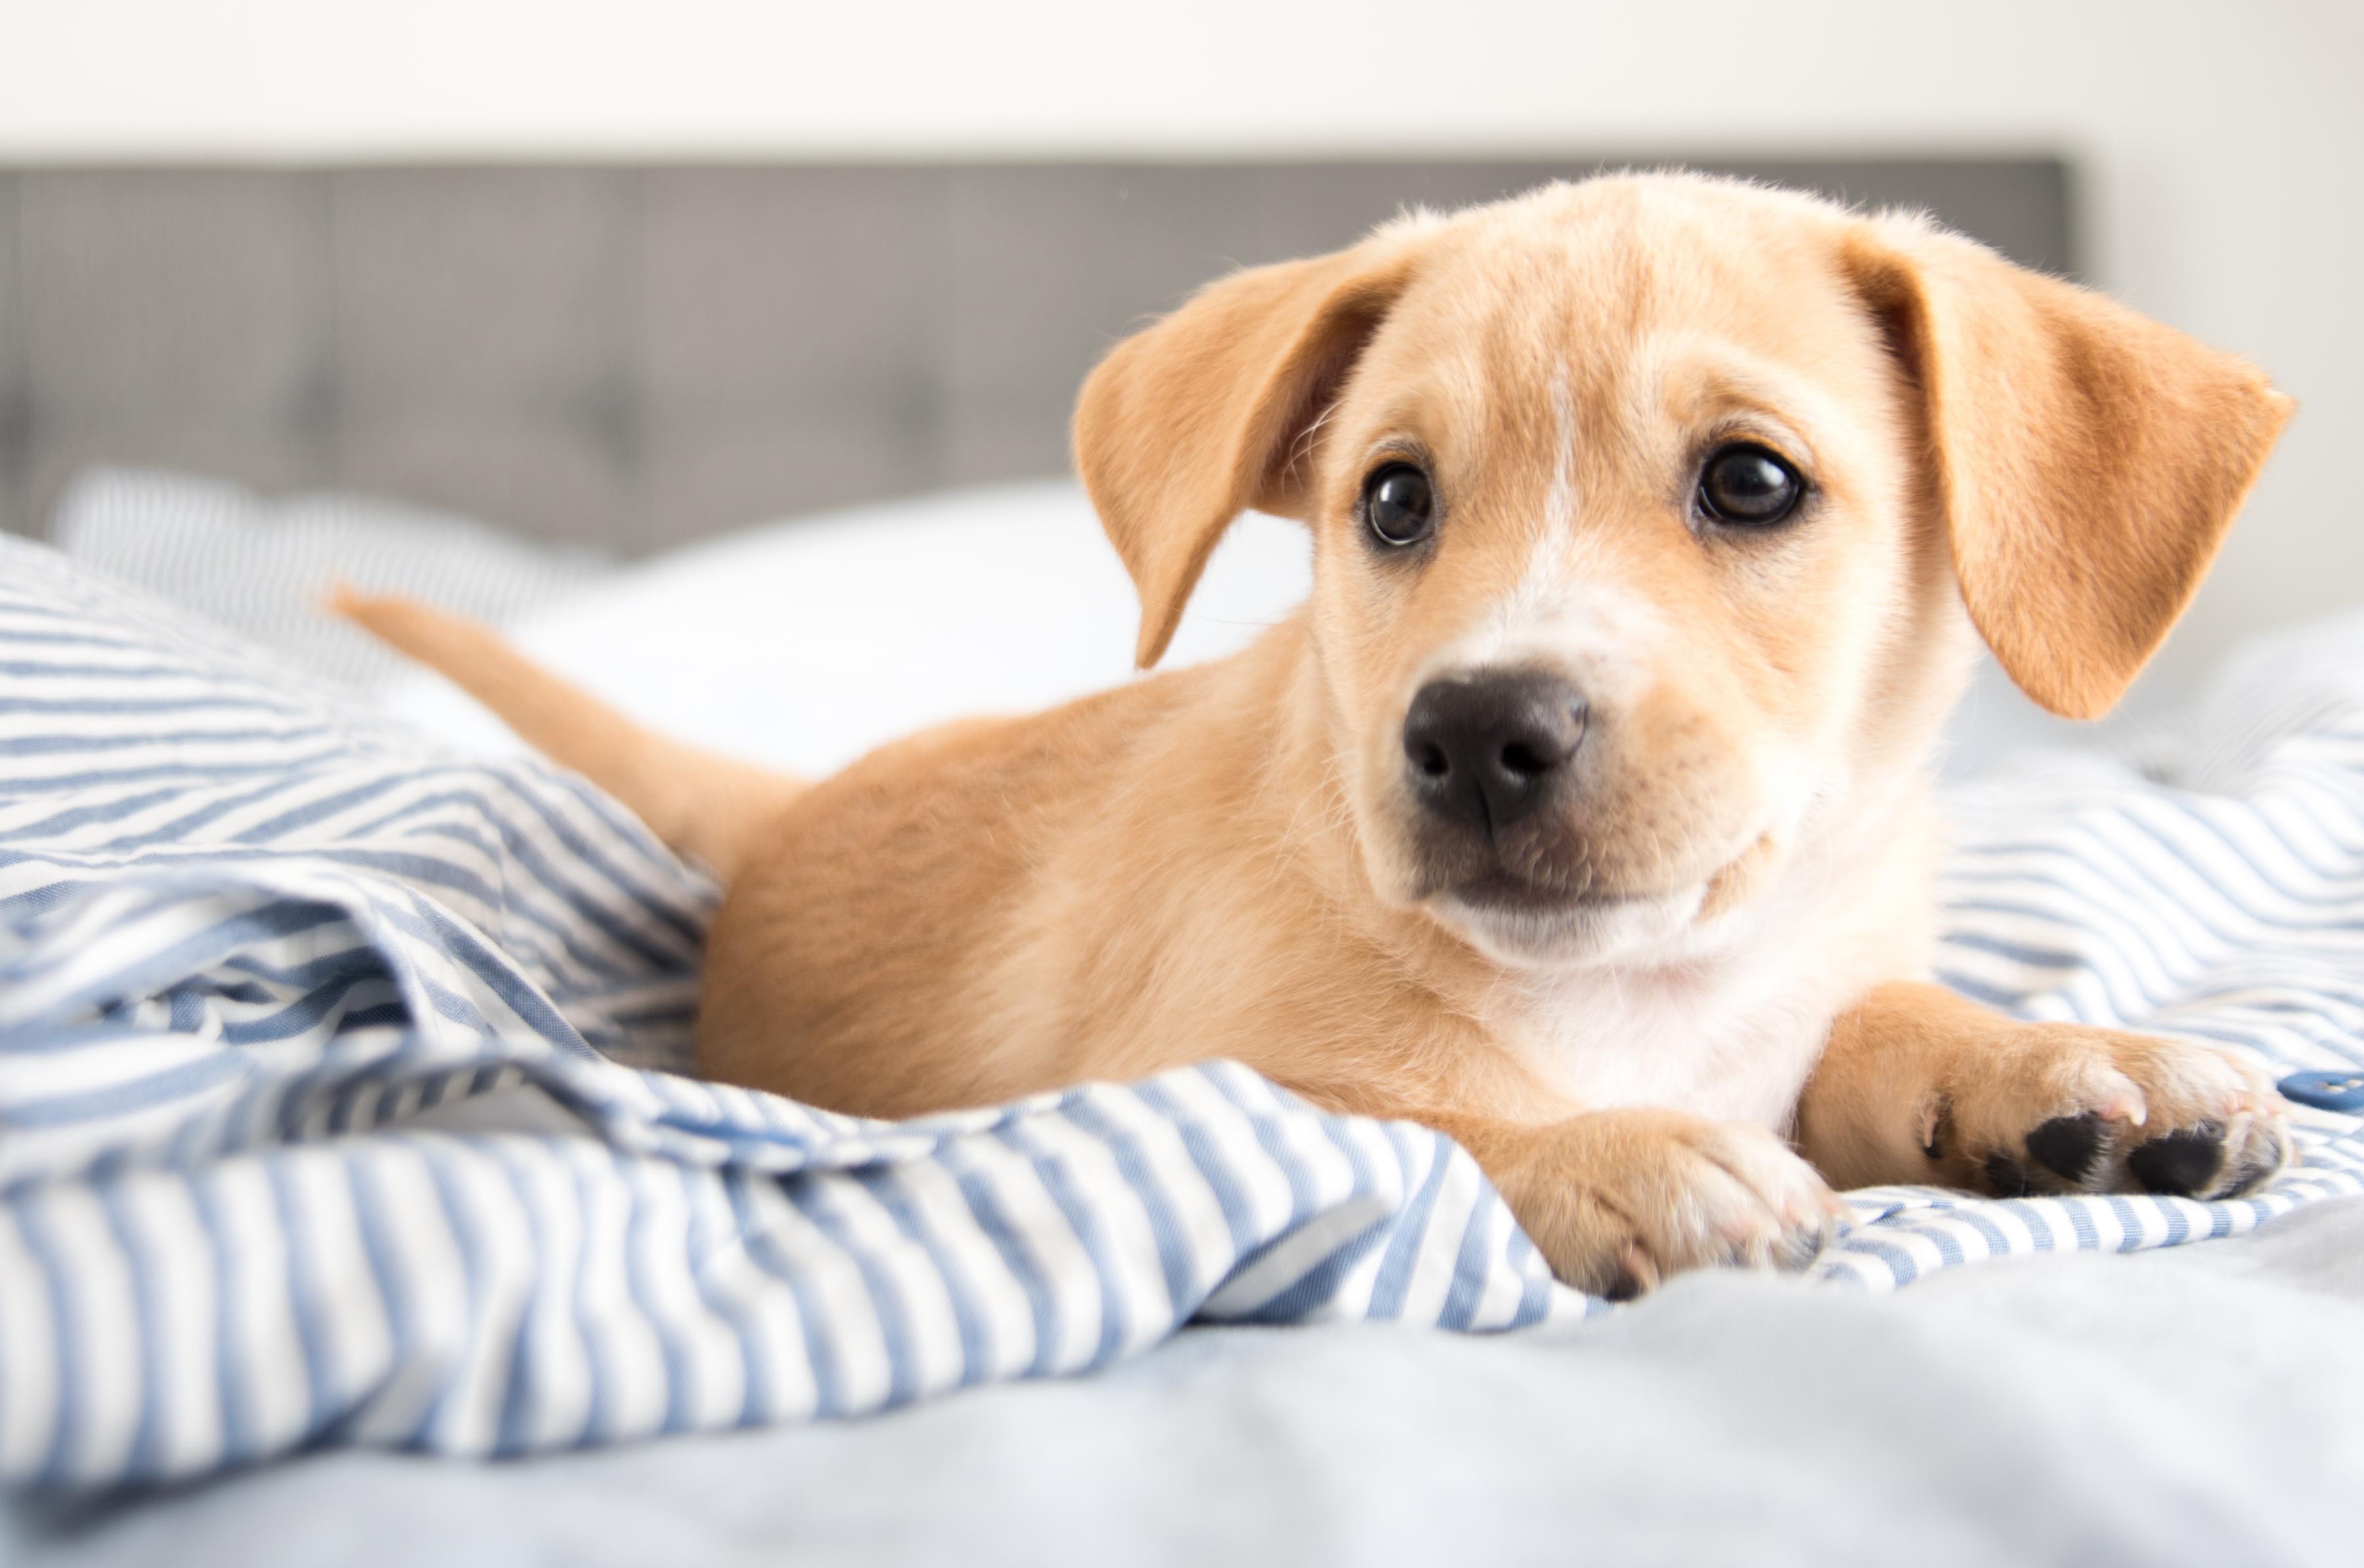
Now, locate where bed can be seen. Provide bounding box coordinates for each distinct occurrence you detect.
[6,161,2363,1567]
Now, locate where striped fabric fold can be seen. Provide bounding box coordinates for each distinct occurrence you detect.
[2,532,2361,1490]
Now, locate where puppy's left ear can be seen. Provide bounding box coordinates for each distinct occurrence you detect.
[1074,236,1422,668]
[1846,218,2292,719]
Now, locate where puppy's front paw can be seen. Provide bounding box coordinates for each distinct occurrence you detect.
[1925,1022,2290,1201]
[1506,1108,1848,1299]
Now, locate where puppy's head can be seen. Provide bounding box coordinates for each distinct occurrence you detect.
[1074,175,2289,969]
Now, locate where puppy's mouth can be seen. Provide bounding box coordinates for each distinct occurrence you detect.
[1427,872,1697,968]
[1449,871,1638,914]
[1412,829,1781,967]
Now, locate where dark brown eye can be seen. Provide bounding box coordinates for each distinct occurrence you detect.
[1697,444,1805,527]
[1363,463,1435,547]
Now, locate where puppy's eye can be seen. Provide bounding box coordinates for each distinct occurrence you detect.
[1363,463,1435,548]
[1697,444,1805,528]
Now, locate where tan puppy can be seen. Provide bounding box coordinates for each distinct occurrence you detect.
[343,174,2294,1299]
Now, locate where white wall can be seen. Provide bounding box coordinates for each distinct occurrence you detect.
[2,0,2357,688]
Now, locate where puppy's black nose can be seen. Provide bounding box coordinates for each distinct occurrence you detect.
[1402,670,1588,835]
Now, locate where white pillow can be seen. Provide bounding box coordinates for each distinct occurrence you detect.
[380,480,1315,778]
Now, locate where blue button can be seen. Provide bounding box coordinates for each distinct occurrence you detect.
[2279,1070,2364,1113]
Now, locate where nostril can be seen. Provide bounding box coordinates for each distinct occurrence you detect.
[1498,740,1550,777]
[1416,743,1451,779]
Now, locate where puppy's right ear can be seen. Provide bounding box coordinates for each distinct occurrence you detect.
[1073,239,1422,668]
[1845,216,2291,719]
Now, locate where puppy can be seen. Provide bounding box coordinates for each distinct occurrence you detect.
[343,173,2294,1299]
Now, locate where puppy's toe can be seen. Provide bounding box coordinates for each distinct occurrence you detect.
[2023,1110,2111,1187]
[2215,1112,2292,1198]
[2140,1091,2289,1200]
[2110,1037,2292,1199]
[1521,1109,1844,1298]
[2126,1121,2225,1196]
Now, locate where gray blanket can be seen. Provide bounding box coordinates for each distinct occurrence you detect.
[14,1194,2361,1568]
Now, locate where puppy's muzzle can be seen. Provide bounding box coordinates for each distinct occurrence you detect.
[1401,668,1588,838]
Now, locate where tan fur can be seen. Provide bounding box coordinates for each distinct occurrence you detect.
[343,175,2292,1294]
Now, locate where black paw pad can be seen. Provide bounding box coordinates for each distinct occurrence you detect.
[1982,1153,2036,1198]
[2025,1112,2109,1187]
[2127,1122,2225,1196]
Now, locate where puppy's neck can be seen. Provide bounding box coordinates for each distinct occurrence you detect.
[1476,762,1947,1127]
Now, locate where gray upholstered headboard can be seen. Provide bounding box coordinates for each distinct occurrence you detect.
[0,158,2069,552]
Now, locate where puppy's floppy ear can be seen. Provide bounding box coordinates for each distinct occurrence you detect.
[1846,217,2292,719]
[1074,238,1421,668]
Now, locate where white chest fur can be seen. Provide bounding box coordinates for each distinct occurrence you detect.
[1493,816,1940,1131]
[1500,953,1848,1129]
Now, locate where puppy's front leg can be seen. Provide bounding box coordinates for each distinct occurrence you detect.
[1411,1106,1847,1299]
[1799,982,2291,1198]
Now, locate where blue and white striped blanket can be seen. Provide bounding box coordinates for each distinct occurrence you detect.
[3,534,2361,1491]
